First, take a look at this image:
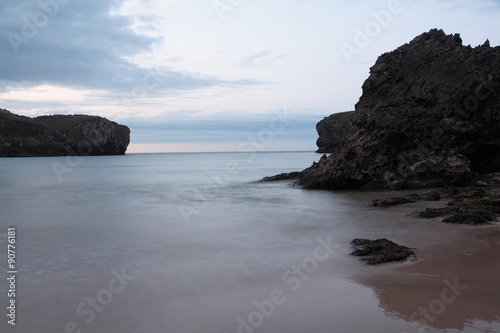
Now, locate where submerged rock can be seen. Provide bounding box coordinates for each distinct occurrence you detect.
[351,238,416,265]
[0,109,130,157]
[295,29,500,190]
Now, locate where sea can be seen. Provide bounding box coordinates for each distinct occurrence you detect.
[0,152,499,333]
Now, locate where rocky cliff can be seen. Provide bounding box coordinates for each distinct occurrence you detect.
[297,29,500,190]
[0,109,130,157]
[315,111,354,153]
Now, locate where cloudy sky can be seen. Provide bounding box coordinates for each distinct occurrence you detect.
[1,0,499,153]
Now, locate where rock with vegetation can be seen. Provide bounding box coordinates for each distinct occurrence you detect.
[0,109,130,157]
[315,111,354,153]
[277,29,500,190]
[365,186,500,225]
[351,238,416,265]
[413,187,500,225]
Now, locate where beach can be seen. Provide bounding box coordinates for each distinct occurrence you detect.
[0,152,498,333]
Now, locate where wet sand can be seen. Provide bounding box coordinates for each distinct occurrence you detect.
[2,166,499,333]
[350,190,500,333]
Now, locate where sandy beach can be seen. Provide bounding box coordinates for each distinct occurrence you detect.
[349,189,500,333]
[1,155,499,333]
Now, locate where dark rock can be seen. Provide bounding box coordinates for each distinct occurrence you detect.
[412,187,500,224]
[262,155,330,183]
[260,172,301,182]
[432,187,488,201]
[414,207,456,219]
[370,189,441,207]
[370,197,415,207]
[478,172,500,185]
[351,238,416,265]
[442,211,495,225]
[0,109,130,157]
[421,191,441,201]
[295,29,500,190]
[315,111,354,153]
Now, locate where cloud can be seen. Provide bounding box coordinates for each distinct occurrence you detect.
[123,111,321,144]
[0,0,261,94]
[240,49,288,67]
[438,0,500,15]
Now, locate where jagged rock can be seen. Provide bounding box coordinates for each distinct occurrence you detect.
[351,238,416,265]
[260,172,301,182]
[412,187,500,225]
[315,111,354,153]
[367,186,498,225]
[296,29,500,190]
[0,109,130,157]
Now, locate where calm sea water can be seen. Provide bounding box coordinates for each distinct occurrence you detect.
[0,152,498,333]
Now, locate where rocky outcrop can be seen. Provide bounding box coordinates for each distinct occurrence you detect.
[366,186,500,225]
[296,29,500,190]
[351,238,416,265]
[0,109,130,157]
[315,111,354,153]
[412,187,500,225]
[370,190,440,208]
[259,171,301,182]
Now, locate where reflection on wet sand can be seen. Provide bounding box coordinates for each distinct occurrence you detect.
[355,227,500,332]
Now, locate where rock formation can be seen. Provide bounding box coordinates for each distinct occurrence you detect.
[0,109,130,157]
[368,186,500,225]
[298,29,500,190]
[315,111,354,153]
[350,238,416,265]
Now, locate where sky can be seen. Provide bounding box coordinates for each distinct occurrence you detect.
[1,0,500,153]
